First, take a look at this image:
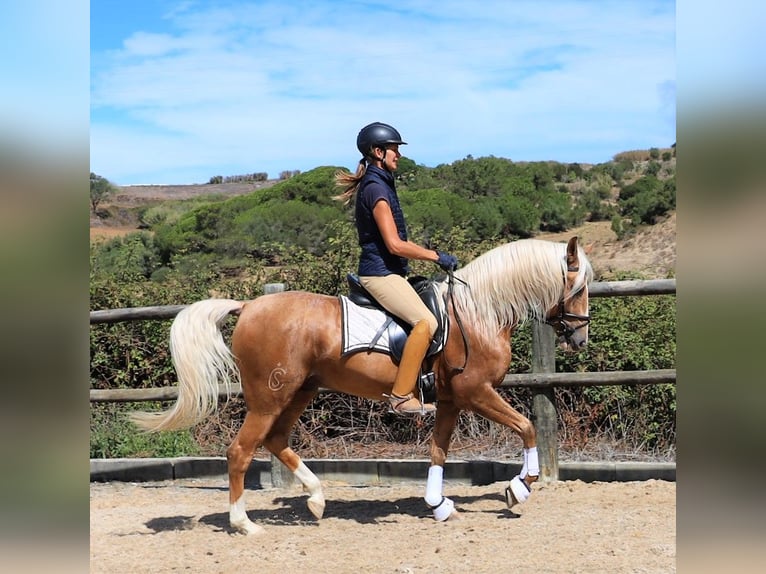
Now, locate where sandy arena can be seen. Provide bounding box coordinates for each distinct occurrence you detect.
[90,477,675,573]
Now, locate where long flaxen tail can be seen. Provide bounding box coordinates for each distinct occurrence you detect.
[130,298,244,433]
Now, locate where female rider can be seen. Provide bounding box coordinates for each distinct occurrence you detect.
[335,122,458,414]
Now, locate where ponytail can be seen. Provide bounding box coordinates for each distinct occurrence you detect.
[333,158,367,205]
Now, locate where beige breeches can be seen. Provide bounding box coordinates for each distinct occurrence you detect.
[359,274,438,337]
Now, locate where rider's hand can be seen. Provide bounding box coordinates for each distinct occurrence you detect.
[436,251,459,272]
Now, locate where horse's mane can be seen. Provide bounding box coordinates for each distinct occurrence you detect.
[442,239,593,343]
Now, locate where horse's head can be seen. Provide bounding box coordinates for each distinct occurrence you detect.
[545,236,591,351]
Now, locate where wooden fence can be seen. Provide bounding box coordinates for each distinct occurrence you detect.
[89,278,676,481]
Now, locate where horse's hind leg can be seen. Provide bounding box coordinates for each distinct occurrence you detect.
[227,411,277,535]
[263,385,325,519]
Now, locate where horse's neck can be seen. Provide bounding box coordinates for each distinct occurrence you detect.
[478,259,562,319]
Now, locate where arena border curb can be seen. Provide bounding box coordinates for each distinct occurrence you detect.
[90,457,675,485]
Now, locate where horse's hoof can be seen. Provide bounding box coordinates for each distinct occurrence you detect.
[432,497,455,522]
[504,486,517,508]
[505,475,531,509]
[446,508,462,521]
[307,494,325,519]
[231,520,266,536]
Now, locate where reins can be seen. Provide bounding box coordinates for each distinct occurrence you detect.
[444,270,470,373]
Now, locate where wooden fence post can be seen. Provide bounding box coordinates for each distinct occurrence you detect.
[263,283,295,489]
[531,321,558,482]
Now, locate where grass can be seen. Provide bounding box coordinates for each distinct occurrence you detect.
[90,403,200,458]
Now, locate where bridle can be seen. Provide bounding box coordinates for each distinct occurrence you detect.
[545,266,591,344]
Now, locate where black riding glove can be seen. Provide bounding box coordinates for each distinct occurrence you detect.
[436,251,459,271]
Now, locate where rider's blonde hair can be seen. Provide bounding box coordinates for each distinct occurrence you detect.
[333,159,367,205]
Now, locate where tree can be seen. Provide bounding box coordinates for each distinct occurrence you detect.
[646,160,662,176]
[395,156,417,177]
[497,192,540,237]
[90,172,117,214]
[618,175,675,225]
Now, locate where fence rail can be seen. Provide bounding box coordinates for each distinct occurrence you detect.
[88,279,675,324]
[89,369,676,403]
[89,278,675,482]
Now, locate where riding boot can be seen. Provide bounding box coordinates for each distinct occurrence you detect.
[389,321,436,414]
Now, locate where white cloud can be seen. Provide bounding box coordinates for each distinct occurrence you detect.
[91,0,676,183]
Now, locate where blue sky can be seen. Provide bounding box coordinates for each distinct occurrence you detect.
[1,3,89,158]
[2,1,763,188]
[89,0,681,185]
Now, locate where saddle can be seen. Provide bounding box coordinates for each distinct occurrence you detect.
[345,273,448,363]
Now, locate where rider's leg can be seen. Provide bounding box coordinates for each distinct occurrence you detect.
[389,320,435,413]
[359,274,438,414]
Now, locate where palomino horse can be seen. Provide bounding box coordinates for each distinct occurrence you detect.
[131,236,592,535]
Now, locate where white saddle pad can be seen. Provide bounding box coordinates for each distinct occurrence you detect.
[339,295,394,356]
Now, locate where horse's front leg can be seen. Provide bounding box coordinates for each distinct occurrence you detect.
[466,385,539,510]
[426,399,461,521]
[505,443,540,508]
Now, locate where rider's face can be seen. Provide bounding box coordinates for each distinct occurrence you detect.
[378,145,400,170]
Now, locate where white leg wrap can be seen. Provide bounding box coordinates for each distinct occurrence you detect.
[424,465,444,508]
[294,461,322,495]
[509,475,531,504]
[294,461,325,519]
[425,465,454,521]
[230,495,264,535]
[520,446,539,479]
[432,497,455,522]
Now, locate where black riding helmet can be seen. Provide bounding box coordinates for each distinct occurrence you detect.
[356,122,407,158]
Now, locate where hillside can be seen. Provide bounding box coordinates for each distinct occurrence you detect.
[537,213,675,279]
[91,179,675,280]
[89,180,277,239]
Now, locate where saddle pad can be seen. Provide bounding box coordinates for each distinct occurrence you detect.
[339,295,394,356]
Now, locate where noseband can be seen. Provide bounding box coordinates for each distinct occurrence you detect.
[545,301,590,341]
[545,266,590,344]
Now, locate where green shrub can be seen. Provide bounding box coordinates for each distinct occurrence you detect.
[90,232,161,281]
[579,190,616,222]
[611,215,626,239]
[645,160,662,176]
[90,403,200,458]
[618,175,675,224]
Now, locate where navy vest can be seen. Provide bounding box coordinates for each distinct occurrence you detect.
[355,165,409,276]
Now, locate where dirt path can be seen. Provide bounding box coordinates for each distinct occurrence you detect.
[90,478,675,573]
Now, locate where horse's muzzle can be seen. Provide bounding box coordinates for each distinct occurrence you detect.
[559,333,588,351]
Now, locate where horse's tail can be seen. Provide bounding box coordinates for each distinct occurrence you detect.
[130,298,244,433]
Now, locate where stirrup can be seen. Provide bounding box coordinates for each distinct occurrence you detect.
[387,393,436,415]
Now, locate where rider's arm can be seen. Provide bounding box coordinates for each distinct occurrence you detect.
[372,200,439,263]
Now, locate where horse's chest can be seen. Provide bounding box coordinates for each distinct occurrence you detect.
[472,340,512,381]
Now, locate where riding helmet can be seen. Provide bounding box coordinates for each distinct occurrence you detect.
[356,122,407,157]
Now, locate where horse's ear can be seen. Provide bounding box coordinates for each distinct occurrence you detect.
[566,236,579,269]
